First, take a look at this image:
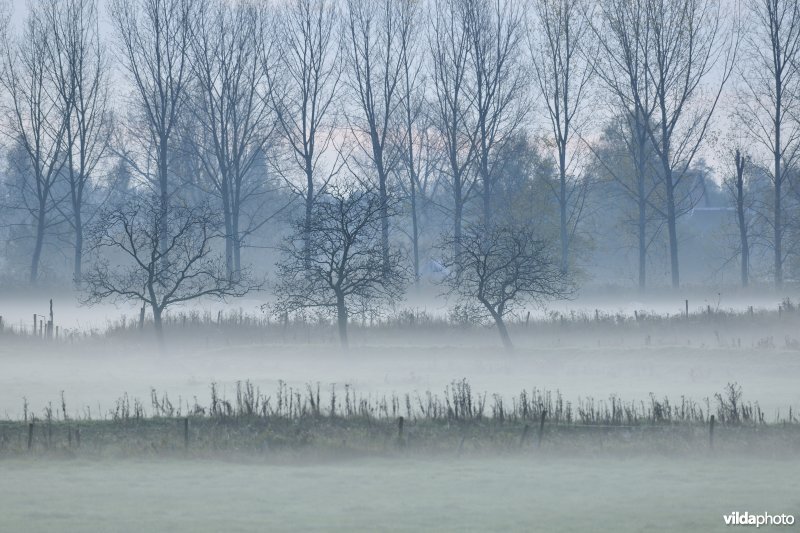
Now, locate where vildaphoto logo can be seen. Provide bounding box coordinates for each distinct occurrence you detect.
[723,512,795,527]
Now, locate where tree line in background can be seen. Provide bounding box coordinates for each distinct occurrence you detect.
[1,0,799,347]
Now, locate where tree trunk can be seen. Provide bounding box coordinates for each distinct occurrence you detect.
[454,181,463,261]
[73,215,83,286]
[379,175,389,275]
[222,187,234,279]
[559,150,569,275]
[152,305,165,348]
[30,205,46,284]
[735,150,748,288]
[659,103,680,289]
[481,149,491,226]
[666,186,680,288]
[635,121,648,291]
[774,73,783,289]
[494,314,513,352]
[774,137,782,289]
[662,157,680,288]
[158,136,170,258]
[410,174,420,285]
[374,147,390,276]
[232,213,241,278]
[637,189,647,292]
[304,164,314,271]
[336,294,348,348]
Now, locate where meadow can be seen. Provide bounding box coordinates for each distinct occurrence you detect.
[1,294,799,531]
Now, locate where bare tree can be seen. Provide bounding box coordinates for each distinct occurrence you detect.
[397,125,442,285]
[442,223,570,351]
[110,0,192,256]
[46,0,111,285]
[396,0,426,284]
[265,0,342,269]
[430,0,480,261]
[737,0,800,288]
[592,0,660,290]
[84,197,258,344]
[529,0,596,275]
[189,0,272,279]
[274,183,407,347]
[643,0,737,288]
[343,0,407,274]
[466,0,526,226]
[728,148,751,286]
[0,4,69,283]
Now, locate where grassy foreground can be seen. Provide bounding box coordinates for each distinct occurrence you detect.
[1,380,798,458]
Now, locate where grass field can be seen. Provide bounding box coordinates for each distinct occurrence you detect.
[1,455,798,532]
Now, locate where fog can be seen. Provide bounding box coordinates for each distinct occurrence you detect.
[2,289,800,531]
[3,0,800,529]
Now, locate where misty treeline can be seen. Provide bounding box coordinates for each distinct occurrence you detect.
[0,0,799,344]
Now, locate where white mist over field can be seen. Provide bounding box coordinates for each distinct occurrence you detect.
[2,289,800,532]
[1,289,799,419]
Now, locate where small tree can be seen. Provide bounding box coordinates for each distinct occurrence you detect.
[442,224,570,351]
[274,184,407,347]
[83,197,258,344]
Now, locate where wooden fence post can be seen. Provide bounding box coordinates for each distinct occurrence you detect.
[709,415,715,449]
[537,410,547,448]
[397,416,404,447]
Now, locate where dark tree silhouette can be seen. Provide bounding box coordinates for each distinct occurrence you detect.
[46,0,112,285]
[737,0,800,289]
[529,0,595,275]
[442,223,570,350]
[642,0,738,288]
[265,0,342,270]
[592,0,659,291]
[0,3,70,283]
[83,197,258,344]
[110,0,193,259]
[274,184,407,347]
[188,0,271,279]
